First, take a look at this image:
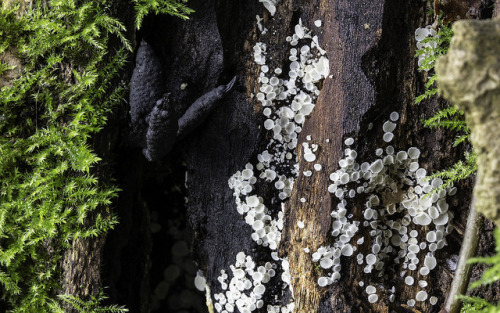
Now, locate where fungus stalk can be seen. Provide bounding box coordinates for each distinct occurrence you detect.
[205,284,214,313]
[440,194,482,313]
[436,19,500,313]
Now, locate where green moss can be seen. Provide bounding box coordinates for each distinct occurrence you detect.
[0,0,192,312]
[415,20,476,194]
[459,297,490,313]
[133,0,193,29]
[0,2,126,311]
[458,230,500,312]
[49,290,128,313]
[415,22,453,104]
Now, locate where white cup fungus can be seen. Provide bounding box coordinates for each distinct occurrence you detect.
[317,277,329,287]
[344,137,354,146]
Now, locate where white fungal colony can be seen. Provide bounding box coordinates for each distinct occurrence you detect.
[415,25,438,68]
[210,15,329,313]
[228,17,328,251]
[309,112,455,307]
[212,252,279,313]
[199,9,448,313]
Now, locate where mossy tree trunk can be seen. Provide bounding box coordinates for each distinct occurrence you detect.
[60,1,500,313]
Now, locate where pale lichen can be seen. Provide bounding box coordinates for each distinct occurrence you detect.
[436,19,500,226]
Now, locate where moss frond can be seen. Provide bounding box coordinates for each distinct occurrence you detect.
[133,0,194,29]
[424,151,477,195]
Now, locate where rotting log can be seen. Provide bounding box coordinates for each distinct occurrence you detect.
[280,1,500,313]
[184,0,468,312]
[57,1,500,313]
[282,1,461,312]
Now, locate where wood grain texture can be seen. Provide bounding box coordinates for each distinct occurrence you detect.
[58,0,500,312]
[282,1,384,311]
[281,1,466,312]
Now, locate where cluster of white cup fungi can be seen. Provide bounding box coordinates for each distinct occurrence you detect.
[210,252,279,313]
[228,17,328,252]
[307,112,454,307]
[194,3,453,309]
[415,25,438,68]
[211,16,328,313]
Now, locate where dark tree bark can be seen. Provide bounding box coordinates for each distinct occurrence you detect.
[59,1,500,313]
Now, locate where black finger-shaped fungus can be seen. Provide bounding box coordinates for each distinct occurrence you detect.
[177,76,237,140]
[129,39,237,161]
[129,39,164,130]
[143,93,178,162]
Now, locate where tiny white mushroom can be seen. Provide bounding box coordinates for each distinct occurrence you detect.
[320,257,334,269]
[405,276,414,286]
[304,153,316,162]
[386,145,394,155]
[254,284,266,295]
[194,271,207,291]
[344,137,354,146]
[318,276,329,287]
[246,196,260,207]
[416,168,427,178]
[414,213,432,226]
[415,27,430,41]
[252,220,264,231]
[366,285,376,294]
[430,296,438,305]
[383,121,396,132]
[420,266,430,276]
[383,132,394,142]
[366,254,377,265]
[416,290,428,302]
[424,255,437,270]
[340,173,350,184]
[368,294,378,303]
[341,244,354,256]
[433,212,449,226]
[408,147,421,159]
[370,159,384,173]
[396,151,408,161]
[328,184,338,193]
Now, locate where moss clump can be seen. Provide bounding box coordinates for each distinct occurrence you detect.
[0,0,191,311]
[0,1,127,311]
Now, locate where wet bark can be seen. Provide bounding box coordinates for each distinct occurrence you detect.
[59,0,500,313]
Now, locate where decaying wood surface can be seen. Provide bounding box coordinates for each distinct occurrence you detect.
[282,1,494,312]
[57,0,500,312]
[282,1,447,312]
